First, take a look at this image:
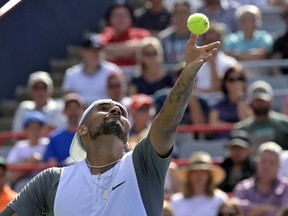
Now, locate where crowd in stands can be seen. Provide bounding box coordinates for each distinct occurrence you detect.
[1,0,288,215]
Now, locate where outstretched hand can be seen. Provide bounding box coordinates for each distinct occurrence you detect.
[184,33,220,73]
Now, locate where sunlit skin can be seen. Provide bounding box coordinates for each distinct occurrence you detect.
[109,6,132,36]
[80,47,102,73]
[250,98,271,121]
[256,151,279,185]
[106,73,127,102]
[172,3,191,35]
[29,82,50,109]
[77,102,130,175]
[229,146,251,165]
[188,170,210,195]
[24,122,44,146]
[0,168,6,194]
[225,72,246,101]
[238,13,258,39]
[64,101,85,131]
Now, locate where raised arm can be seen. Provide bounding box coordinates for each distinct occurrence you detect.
[149,34,220,156]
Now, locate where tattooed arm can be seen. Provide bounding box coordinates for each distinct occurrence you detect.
[149,34,220,157]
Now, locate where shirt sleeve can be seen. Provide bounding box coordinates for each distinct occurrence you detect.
[132,136,172,216]
[8,167,62,216]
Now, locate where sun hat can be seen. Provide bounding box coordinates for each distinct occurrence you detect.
[69,99,128,162]
[177,151,225,185]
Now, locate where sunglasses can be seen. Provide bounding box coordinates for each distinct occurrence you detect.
[32,85,48,91]
[227,77,245,82]
[108,83,122,89]
[143,51,158,57]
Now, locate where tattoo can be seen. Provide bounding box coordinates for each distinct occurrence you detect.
[165,75,195,127]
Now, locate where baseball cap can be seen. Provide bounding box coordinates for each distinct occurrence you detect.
[257,141,282,157]
[23,111,46,128]
[227,130,251,148]
[248,80,273,102]
[69,99,128,162]
[81,34,105,49]
[130,94,153,111]
[27,71,53,91]
[63,93,85,108]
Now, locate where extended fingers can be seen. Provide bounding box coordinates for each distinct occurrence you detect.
[202,41,221,53]
[187,33,199,46]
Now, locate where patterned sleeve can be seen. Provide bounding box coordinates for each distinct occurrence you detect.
[7,167,62,216]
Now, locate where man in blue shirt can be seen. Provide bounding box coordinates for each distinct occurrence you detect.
[43,93,85,166]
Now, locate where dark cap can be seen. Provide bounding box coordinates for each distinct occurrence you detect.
[81,34,105,49]
[227,130,251,148]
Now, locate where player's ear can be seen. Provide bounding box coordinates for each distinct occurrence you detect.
[77,125,88,135]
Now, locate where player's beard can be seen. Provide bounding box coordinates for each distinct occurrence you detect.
[88,119,128,143]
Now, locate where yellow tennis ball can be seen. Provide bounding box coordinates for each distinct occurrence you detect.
[187,13,209,35]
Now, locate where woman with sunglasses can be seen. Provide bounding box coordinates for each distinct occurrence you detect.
[208,64,251,138]
[128,36,174,96]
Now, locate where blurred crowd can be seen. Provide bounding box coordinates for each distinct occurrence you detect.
[1,0,288,215]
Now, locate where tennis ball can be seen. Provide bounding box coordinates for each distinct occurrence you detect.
[187,13,209,35]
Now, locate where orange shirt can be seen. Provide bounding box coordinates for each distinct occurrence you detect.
[0,185,17,211]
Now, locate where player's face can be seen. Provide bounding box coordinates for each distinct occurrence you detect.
[86,102,130,144]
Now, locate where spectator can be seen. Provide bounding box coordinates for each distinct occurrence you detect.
[163,199,175,216]
[223,4,273,62]
[197,0,238,33]
[128,93,154,150]
[171,151,228,216]
[279,150,288,179]
[217,198,244,216]
[7,111,48,192]
[208,64,251,138]
[106,72,131,108]
[235,80,288,152]
[278,206,288,216]
[233,141,288,216]
[158,1,192,64]
[12,71,66,132]
[43,93,85,167]
[62,34,124,105]
[100,2,151,66]
[195,22,239,93]
[271,4,288,75]
[281,97,288,116]
[153,61,209,126]
[128,36,174,96]
[232,0,272,7]
[0,157,17,211]
[218,130,255,192]
[134,0,171,35]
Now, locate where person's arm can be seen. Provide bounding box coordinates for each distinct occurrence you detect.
[104,40,140,62]
[0,167,61,215]
[148,34,220,156]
